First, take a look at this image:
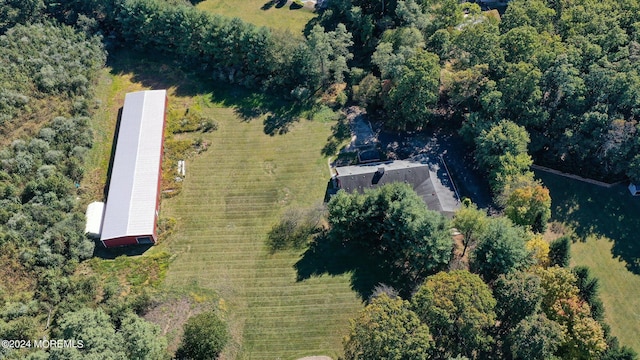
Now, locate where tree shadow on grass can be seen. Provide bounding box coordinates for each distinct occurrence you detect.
[294,232,408,300]
[536,170,640,274]
[106,48,310,135]
[262,0,288,9]
[289,1,304,10]
[320,117,351,157]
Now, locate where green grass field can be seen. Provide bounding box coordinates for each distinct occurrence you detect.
[86,50,364,359]
[160,105,362,359]
[537,171,640,352]
[196,0,316,33]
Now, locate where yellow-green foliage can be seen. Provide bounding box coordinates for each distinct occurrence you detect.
[166,107,215,135]
[526,235,550,267]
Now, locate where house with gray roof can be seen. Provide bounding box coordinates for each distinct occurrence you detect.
[329,159,461,216]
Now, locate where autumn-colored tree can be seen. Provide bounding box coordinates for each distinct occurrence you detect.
[534,266,608,359]
[504,184,552,233]
[525,235,551,267]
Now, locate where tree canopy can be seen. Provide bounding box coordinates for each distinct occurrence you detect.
[469,217,532,282]
[328,183,453,293]
[411,270,497,359]
[176,311,230,360]
[343,294,432,360]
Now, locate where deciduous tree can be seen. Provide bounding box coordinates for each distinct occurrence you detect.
[384,50,441,130]
[493,270,543,329]
[411,270,496,359]
[120,312,168,360]
[508,313,564,360]
[328,183,453,291]
[504,184,552,232]
[343,294,432,360]
[51,307,126,359]
[452,202,488,257]
[469,217,532,282]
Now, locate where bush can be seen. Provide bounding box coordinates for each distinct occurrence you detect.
[200,120,218,133]
[266,205,324,253]
[176,311,229,360]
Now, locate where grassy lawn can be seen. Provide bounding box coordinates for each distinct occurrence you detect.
[537,171,640,352]
[87,49,363,359]
[160,105,362,359]
[196,0,316,33]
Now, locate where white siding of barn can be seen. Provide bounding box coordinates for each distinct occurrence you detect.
[100,90,166,243]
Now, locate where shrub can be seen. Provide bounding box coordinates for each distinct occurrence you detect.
[176,311,229,360]
[266,205,324,253]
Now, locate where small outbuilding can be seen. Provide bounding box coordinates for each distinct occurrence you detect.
[629,183,640,196]
[84,201,105,239]
[100,90,167,247]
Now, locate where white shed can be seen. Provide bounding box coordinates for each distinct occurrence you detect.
[84,201,105,238]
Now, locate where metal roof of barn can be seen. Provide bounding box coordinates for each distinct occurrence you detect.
[100,90,166,241]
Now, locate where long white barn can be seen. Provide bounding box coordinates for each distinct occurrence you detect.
[100,90,167,247]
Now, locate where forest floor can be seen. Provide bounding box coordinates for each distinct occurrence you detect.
[196,0,317,34]
[537,170,640,352]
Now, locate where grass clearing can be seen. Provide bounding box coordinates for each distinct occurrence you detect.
[160,105,362,359]
[197,0,316,33]
[571,236,640,351]
[87,50,363,359]
[537,170,640,352]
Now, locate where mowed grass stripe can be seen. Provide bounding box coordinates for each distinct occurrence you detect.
[161,107,362,359]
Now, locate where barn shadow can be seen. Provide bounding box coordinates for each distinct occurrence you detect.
[93,242,154,259]
[103,107,123,200]
[537,170,640,274]
[294,232,414,300]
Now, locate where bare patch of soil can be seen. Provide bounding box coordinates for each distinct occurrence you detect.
[143,297,201,354]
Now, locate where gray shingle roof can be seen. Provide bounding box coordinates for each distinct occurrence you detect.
[334,160,460,216]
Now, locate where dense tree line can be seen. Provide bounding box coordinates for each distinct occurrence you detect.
[337,184,636,359]
[34,0,354,97]
[11,0,640,183]
[322,0,640,182]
